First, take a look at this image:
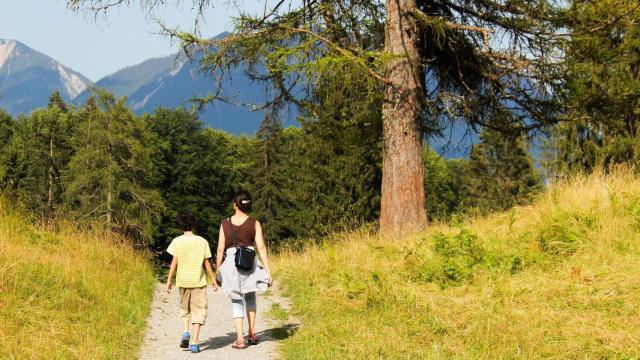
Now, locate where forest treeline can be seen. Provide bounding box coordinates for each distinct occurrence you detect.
[2,1,640,254]
[0,89,539,253]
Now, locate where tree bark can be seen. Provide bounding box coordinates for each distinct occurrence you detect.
[47,135,54,219]
[380,0,427,236]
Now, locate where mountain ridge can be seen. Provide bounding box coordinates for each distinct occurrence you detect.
[0,39,92,114]
[0,34,278,134]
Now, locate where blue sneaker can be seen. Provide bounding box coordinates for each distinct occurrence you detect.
[190,344,200,353]
[180,332,190,348]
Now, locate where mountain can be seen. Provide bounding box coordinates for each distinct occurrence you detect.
[75,33,295,134]
[0,36,293,135]
[79,54,177,100]
[0,39,91,115]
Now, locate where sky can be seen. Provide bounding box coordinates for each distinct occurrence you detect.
[0,1,264,81]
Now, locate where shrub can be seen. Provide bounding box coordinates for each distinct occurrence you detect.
[538,211,596,255]
[411,230,485,287]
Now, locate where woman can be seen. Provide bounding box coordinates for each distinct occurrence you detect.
[214,190,273,349]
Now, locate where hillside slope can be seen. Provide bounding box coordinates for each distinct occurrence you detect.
[0,202,155,359]
[274,168,640,358]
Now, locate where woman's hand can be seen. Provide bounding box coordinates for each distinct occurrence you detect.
[166,281,173,293]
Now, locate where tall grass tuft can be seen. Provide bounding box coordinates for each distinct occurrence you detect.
[274,168,640,359]
[0,200,155,359]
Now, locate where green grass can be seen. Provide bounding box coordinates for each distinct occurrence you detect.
[269,303,290,321]
[273,168,640,359]
[0,202,156,359]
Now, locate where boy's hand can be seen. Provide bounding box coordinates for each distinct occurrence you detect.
[166,281,172,293]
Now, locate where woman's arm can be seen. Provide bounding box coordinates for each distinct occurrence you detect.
[214,223,226,285]
[254,220,272,284]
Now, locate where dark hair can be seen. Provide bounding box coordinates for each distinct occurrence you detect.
[177,212,196,232]
[233,190,252,213]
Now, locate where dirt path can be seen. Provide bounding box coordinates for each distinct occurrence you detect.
[139,284,292,360]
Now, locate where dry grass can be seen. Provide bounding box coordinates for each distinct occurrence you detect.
[0,201,155,359]
[274,168,640,359]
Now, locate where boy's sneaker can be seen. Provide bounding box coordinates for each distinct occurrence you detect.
[190,344,201,353]
[180,332,190,348]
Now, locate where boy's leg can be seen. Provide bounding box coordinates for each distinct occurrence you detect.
[189,286,208,344]
[178,288,192,348]
[192,323,201,344]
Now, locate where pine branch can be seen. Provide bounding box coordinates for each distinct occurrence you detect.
[410,8,493,52]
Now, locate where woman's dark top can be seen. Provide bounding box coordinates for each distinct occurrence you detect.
[222,217,257,250]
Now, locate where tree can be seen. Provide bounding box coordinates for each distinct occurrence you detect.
[146,108,236,254]
[0,110,13,154]
[0,110,15,189]
[67,0,563,238]
[48,90,69,113]
[380,0,426,233]
[0,104,73,217]
[463,128,541,212]
[422,147,468,219]
[65,91,163,244]
[547,0,640,177]
[251,114,293,242]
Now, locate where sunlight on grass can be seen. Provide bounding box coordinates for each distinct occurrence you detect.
[0,201,155,359]
[274,167,640,359]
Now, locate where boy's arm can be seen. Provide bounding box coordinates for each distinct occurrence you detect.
[203,258,217,290]
[166,256,178,293]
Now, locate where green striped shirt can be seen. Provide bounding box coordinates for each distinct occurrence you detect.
[167,235,212,288]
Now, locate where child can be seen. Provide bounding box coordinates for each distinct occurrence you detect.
[166,213,216,353]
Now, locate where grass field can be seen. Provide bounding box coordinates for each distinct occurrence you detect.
[274,168,640,359]
[0,202,155,359]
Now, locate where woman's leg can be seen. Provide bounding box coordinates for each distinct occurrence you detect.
[231,298,245,344]
[245,292,257,337]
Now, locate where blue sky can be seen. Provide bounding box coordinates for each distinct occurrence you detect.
[0,1,261,80]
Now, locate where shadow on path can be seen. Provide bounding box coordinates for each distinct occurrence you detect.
[200,324,299,351]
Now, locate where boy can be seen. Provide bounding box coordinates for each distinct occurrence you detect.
[166,213,217,353]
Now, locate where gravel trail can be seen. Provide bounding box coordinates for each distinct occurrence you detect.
[139,284,290,360]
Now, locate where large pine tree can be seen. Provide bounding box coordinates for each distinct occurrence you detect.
[67,0,563,238]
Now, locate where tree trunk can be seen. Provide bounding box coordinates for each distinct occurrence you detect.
[106,187,112,237]
[47,135,54,219]
[380,0,427,236]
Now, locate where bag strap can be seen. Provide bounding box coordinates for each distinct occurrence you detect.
[228,217,238,249]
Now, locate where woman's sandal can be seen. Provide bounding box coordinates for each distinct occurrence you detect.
[232,339,247,350]
[248,333,259,345]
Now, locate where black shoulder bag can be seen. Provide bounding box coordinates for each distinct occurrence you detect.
[228,218,256,271]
